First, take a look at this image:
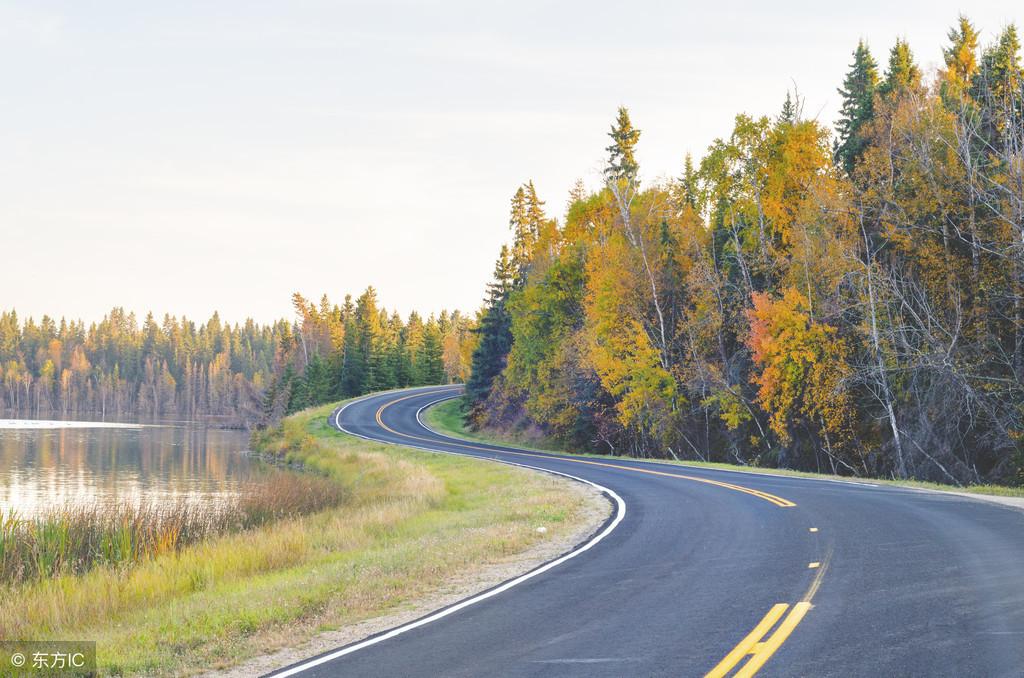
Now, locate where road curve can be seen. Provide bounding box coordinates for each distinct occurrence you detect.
[268,385,1024,678]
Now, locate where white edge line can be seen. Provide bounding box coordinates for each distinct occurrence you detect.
[268,389,626,678]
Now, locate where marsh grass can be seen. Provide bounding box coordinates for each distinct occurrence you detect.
[0,471,345,585]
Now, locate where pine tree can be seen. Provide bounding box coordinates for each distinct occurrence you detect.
[604,106,641,186]
[835,40,879,175]
[879,38,921,99]
[466,246,516,405]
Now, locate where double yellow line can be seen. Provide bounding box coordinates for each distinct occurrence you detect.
[362,390,815,677]
[705,602,811,677]
[372,391,796,508]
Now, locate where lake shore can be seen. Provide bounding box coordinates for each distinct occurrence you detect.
[0,396,605,675]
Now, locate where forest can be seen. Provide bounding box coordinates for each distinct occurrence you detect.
[0,289,472,426]
[466,16,1024,486]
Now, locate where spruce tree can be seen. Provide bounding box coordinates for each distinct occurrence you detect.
[604,106,641,186]
[835,41,879,175]
[941,15,980,105]
[676,153,698,211]
[879,39,922,99]
[509,186,531,276]
[418,318,445,385]
[778,91,797,125]
[466,246,516,405]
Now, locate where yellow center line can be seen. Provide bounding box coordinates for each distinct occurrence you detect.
[361,391,814,677]
[705,602,813,678]
[705,604,789,678]
[369,391,797,508]
[733,602,811,677]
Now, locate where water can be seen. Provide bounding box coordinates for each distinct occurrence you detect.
[0,418,256,519]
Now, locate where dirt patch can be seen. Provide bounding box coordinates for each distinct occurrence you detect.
[203,475,612,678]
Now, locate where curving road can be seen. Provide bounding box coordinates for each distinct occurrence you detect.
[269,385,1024,677]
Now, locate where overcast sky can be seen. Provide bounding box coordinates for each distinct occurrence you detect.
[2,1,1020,325]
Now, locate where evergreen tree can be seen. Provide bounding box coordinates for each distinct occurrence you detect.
[835,40,879,175]
[286,368,309,414]
[778,91,797,125]
[676,153,699,211]
[509,186,533,280]
[941,15,980,104]
[973,24,1024,145]
[879,38,922,99]
[418,318,446,385]
[567,179,587,210]
[304,353,331,406]
[604,106,641,186]
[466,246,516,405]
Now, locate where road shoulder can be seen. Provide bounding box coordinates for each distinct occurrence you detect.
[205,476,610,678]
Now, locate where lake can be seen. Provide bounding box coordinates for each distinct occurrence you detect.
[0,418,256,519]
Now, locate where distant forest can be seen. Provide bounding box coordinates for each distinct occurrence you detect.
[466,16,1024,485]
[0,289,473,426]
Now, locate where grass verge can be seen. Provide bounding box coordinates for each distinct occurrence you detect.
[424,396,1024,499]
[0,399,592,676]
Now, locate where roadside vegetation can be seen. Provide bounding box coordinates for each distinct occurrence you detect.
[0,399,590,676]
[0,472,344,585]
[426,397,1024,499]
[465,15,1024,488]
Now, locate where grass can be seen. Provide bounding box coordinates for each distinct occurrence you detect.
[0,398,589,676]
[424,396,1024,499]
[0,472,345,585]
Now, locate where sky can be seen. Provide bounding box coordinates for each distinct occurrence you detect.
[2,1,1020,326]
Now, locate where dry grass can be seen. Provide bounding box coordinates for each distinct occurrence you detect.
[0,399,588,676]
[0,472,345,586]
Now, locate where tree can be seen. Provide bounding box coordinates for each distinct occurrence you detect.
[418,318,445,385]
[508,186,532,278]
[466,246,516,407]
[675,153,699,211]
[746,289,855,470]
[604,106,641,187]
[835,41,879,175]
[879,39,921,99]
[941,16,980,104]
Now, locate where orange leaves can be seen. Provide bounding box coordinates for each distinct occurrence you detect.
[746,289,853,447]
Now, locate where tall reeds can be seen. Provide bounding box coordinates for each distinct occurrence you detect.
[0,471,346,585]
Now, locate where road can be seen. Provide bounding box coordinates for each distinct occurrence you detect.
[269,385,1024,677]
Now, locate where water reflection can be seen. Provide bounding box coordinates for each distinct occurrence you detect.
[0,421,255,518]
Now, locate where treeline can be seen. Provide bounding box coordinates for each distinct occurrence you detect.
[467,16,1024,486]
[0,308,282,422]
[264,289,473,420]
[0,289,471,425]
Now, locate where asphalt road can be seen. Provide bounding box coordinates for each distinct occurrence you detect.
[269,385,1024,677]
